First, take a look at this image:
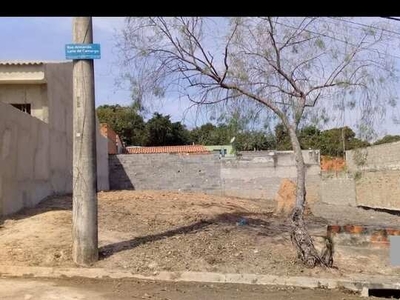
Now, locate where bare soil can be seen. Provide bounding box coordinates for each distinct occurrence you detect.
[0,190,399,278]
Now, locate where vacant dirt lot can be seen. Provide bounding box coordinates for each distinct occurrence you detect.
[0,190,399,278]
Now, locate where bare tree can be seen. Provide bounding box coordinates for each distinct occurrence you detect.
[117,17,398,267]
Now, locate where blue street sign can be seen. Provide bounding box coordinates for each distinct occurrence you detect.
[65,43,101,60]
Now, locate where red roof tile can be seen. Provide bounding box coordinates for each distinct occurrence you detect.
[126,145,211,154]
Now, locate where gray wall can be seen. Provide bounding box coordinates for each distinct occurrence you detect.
[0,62,109,216]
[109,153,221,193]
[346,141,400,172]
[320,172,357,206]
[0,102,56,215]
[45,63,109,191]
[221,151,321,201]
[109,141,400,210]
[109,150,321,201]
[346,142,400,210]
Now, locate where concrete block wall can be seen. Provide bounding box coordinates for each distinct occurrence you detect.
[110,143,400,209]
[109,150,321,201]
[346,142,400,210]
[109,153,222,193]
[320,172,357,206]
[354,170,400,210]
[220,152,321,201]
[239,149,320,165]
[346,141,400,171]
[108,141,400,210]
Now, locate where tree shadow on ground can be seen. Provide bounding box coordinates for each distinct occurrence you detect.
[98,211,299,260]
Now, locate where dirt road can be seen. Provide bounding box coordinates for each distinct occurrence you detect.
[0,277,364,300]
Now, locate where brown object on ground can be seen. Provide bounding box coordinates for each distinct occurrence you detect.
[274,179,311,217]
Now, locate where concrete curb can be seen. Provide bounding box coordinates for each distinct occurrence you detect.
[0,265,399,294]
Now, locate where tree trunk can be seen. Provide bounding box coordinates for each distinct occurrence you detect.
[287,126,332,268]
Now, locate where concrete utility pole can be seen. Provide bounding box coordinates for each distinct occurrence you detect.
[72,17,98,266]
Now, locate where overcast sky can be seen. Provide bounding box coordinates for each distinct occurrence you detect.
[0,17,399,137]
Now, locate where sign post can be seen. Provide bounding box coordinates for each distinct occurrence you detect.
[65,43,101,60]
[69,17,99,266]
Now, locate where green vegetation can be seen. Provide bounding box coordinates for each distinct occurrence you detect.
[97,105,397,155]
[373,135,400,145]
[272,124,370,156]
[96,105,147,146]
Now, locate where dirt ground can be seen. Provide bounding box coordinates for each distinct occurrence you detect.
[0,277,365,300]
[0,190,399,278]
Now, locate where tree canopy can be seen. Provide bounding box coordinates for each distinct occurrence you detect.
[273,124,371,156]
[96,104,147,146]
[373,134,400,145]
[145,112,191,146]
[97,104,377,155]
